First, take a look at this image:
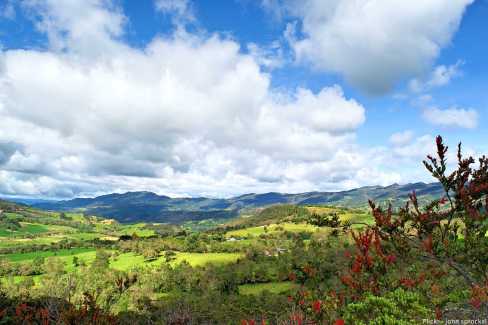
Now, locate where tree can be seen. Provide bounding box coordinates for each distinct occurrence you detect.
[43,257,65,275]
[164,250,176,264]
[142,248,159,261]
[32,256,45,275]
[92,250,110,270]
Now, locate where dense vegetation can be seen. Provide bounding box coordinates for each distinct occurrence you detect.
[0,136,487,324]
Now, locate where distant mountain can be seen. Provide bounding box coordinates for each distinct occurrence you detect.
[1,197,56,206]
[32,182,444,223]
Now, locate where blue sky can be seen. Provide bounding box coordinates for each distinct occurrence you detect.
[0,0,486,199]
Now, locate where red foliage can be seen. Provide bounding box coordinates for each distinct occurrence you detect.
[312,300,321,313]
[470,284,488,309]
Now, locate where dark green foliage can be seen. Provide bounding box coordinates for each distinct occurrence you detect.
[343,289,432,324]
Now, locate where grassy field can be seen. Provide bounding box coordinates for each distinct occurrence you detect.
[0,223,51,237]
[0,232,109,248]
[1,247,95,263]
[111,251,242,270]
[119,223,155,237]
[238,282,295,295]
[2,248,242,272]
[225,223,317,238]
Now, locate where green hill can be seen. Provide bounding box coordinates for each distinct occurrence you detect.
[29,182,443,223]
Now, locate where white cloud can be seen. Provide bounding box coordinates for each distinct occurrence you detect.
[422,107,478,129]
[155,0,195,24]
[21,0,127,57]
[247,41,285,69]
[0,0,399,199]
[283,0,473,94]
[0,0,464,199]
[390,134,435,160]
[409,61,463,93]
[389,131,414,147]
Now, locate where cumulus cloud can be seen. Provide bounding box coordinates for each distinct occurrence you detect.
[409,61,464,93]
[422,107,478,129]
[155,0,195,25]
[389,131,415,147]
[21,0,127,57]
[0,142,20,165]
[0,0,402,199]
[0,0,464,199]
[282,0,473,94]
[247,41,285,69]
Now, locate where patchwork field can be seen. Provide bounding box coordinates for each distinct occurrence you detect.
[1,248,243,286]
[0,198,379,322]
[225,222,318,238]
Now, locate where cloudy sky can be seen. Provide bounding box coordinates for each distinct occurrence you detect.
[0,0,486,199]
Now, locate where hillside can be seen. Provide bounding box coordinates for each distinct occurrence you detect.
[30,182,443,223]
[0,199,164,252]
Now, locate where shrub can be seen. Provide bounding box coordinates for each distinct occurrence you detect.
[343,288,432,325]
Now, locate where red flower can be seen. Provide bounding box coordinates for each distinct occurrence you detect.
[385,254,396,264]
[335,319,345,325]
[312,300,321,313]
[351,260,362,273]
[400,278,416,288]
[470,298,482,309]
[422,236,433,253]
[288,272,297,281]
[435,307,442,320]
[241,320,256,325]
[340,275,354,287]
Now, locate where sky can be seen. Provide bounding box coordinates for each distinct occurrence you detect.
[0,0,486,199]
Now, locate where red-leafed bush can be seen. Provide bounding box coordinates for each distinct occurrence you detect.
[287,136,488,322]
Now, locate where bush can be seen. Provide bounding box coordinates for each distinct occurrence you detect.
[343,288,432,325]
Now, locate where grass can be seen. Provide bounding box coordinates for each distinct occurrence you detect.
[0,236,65,248]
[238,282,295,295]
[110,252,145,271]
[119,223,155,238]
[1,249,243,287]
[225,223,317,238]
[0,223,50,237]
[0,275,43,285]
[111,251,242,270]
[1,247,96,263]
[170,252,242,267]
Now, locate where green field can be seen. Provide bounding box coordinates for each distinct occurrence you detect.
[119,223,156,237]
[2,248,242,274]
[225,223,318,238]
[0,222,50,236]
[111,251,242,270]
[1,247,95,263]
[238,282,295,295]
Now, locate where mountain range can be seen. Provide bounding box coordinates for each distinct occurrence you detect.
[25,182,444,223]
